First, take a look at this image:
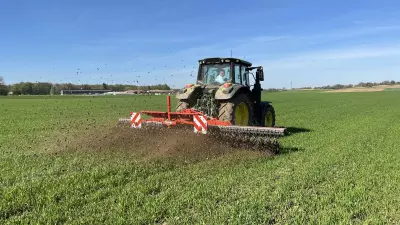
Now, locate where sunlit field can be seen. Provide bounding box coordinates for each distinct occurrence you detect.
[1,91,400,224]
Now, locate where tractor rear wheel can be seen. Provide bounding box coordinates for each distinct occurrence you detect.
[261,103,276,127]
[176,100,190,112]
[218,94,253,126]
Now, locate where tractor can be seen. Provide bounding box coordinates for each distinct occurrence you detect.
[175,57,276,128]
[118,57,286,152]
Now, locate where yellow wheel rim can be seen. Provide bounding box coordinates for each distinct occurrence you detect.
[235,102,249,126]
[265,111,273,127]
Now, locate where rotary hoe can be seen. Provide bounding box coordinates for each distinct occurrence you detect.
[118,57,287,152]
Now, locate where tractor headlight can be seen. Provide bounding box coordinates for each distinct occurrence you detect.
[219,83,234,94]
[185,84,194,88]
[223,83,232,88]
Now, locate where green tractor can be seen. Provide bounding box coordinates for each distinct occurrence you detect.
[175,57,276,128]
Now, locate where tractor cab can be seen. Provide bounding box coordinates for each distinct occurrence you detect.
[176,56,271,127]
[196,57,253,87]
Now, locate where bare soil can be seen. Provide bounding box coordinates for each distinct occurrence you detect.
[51,124,273,163]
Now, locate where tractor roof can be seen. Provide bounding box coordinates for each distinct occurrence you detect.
[198,57,252,67]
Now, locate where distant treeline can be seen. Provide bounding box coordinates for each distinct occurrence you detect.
[1,76,399,96]
[300,80,400,90]
[0,78,171,96]
[264,80,400,92]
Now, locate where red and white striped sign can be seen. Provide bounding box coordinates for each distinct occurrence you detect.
[130,112,142,128]
[193,115,207,134]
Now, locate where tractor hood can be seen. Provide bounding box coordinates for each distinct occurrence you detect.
[215,83,245,100]
[175,83,219,99]
[176,82,241,100]
[175,83,202,100]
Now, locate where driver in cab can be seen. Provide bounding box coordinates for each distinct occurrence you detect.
[215,69,229,83]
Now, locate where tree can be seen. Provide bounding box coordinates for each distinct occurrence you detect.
[82,84,92,90]
[357,82,365,87]
[21,82,33,95]
[0,76,8,96]
[381,80,390,85]
[50,84,56,95]
[0,86,8,96]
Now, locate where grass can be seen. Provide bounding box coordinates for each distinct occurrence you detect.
[384,88,400,91]
[1,91,400,224]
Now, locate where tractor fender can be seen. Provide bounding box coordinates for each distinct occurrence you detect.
[261,100,273,105]
[176,84,202,100]
[214,84,250,100]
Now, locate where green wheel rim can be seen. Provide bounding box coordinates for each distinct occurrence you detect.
[265,111,273,127]
[234,102,249,126]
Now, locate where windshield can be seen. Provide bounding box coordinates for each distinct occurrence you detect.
[198,63,231,85]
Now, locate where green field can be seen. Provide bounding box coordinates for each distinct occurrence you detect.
[384,88,400,91]
[1,91,400,224]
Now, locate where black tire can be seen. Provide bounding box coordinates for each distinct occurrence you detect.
[218,93,253,126]
[176,100,190,112]
[261,103,276,127]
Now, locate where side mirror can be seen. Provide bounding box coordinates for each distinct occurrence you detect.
[256,70,264,81]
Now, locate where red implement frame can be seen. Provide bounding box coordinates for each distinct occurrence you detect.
[131,96,231,126]
[120,95,287,137]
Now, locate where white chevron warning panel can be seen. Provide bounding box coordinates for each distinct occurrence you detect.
[193,115,207,134]
[130,112,142,128]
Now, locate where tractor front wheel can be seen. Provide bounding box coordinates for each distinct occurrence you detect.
[218,94,253,126]
[261,104,276,127]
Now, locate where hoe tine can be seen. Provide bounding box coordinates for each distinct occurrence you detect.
[206,126,282,153]
[117,118,131,127]
[117,107,286,154]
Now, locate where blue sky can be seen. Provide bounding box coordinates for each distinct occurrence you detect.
[1,0,400,88]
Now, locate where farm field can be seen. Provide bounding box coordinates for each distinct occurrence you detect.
[1,91,400,224]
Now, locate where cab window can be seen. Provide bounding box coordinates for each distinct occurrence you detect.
[234,64,241,84]
[241,66,249,86]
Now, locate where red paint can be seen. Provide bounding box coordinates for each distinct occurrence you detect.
[134,96,233,128]
[167,95,171,121]
[223,83,232,88]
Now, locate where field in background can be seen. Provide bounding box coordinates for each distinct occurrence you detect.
[324,84,400,92]
[1,91,400,224]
